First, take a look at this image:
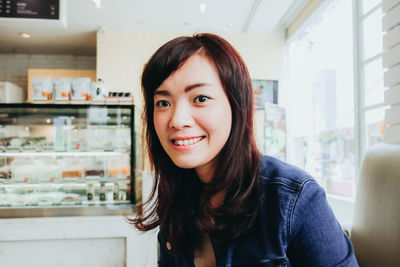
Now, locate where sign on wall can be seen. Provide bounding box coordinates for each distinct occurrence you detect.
[0,0,59,20]
[252,79,278,109]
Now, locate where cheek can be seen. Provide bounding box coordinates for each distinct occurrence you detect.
[217,100,232,128]
[200,102,232,137]
[153,112,166,139]
[219,105,232,137]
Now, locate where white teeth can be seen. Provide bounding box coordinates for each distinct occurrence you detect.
[174,137,203,146]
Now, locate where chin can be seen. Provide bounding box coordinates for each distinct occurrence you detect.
[169,156,200,169]
[171,160,197,169]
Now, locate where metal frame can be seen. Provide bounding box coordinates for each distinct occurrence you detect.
[353,0,364,179]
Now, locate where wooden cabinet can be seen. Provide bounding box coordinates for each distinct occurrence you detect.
[27,68,96,102]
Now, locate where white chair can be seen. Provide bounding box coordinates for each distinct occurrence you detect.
[351,144,400,266]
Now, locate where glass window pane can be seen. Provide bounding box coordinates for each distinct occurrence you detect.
[287,0,355,198]
[363,7,383,60]
[365,107,385,147]
[364,57,384,106]
[363,0,381,14]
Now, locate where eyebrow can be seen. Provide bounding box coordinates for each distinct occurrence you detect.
[154,83,210,96]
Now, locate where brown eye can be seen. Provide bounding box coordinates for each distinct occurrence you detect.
[155,100,171,107]
[194,95,210,103]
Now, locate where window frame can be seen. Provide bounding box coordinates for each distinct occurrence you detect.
[356,0,385,162]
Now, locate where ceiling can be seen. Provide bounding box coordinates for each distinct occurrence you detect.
[0,0,299,56]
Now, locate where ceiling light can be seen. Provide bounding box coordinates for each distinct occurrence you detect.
[20,32,31,38]
[199,3,207,13]
[92,0,103,8]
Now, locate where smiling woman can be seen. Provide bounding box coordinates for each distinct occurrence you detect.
[153,55,232,182]
[129,33,358,267]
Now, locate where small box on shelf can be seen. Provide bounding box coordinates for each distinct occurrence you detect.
[27,68,97,102]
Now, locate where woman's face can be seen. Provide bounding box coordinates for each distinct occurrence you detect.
[153,54,232,183]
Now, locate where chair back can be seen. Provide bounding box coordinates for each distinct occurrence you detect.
[351,144,400,267]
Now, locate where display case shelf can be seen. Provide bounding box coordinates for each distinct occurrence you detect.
[0,151,128,156]
[0,205,135,218]
[0,103,135,218]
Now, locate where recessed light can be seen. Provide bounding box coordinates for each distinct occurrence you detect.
[92,0,103,8]
[199,3,207,13]
[20,32,31,38]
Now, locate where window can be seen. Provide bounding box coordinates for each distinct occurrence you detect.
[358,0,385,153]
[286,0,384,216]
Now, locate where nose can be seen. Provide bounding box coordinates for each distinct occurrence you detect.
[168,103,194,129]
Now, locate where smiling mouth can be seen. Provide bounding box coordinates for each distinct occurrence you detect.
[172,136,205,146]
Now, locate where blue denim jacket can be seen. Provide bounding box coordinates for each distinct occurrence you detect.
[158,155,359,266]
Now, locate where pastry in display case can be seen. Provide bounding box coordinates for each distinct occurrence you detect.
[0,103,135,217]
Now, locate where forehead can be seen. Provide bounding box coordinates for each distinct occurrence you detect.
[156,55,220,91]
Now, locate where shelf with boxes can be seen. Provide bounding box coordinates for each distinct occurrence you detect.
[0,103,135,218]
[27,68,134,105]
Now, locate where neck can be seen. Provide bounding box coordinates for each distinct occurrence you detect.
[195,162,216,184]
[194,159,226,207]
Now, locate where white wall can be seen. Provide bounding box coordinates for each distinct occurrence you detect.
[0,54,96,91]
[0,215,157,267]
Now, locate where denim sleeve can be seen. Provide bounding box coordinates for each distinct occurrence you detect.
[287,179,359,267]
[157,230,177,267]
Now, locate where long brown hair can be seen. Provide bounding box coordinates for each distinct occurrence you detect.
[130,33,261,254]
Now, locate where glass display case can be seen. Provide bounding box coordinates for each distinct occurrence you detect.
[0,103,135,218]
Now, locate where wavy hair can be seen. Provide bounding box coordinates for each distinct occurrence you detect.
[130,33,261,254]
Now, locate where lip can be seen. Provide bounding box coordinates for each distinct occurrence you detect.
[170,135,205,151]
[172,136,203,140]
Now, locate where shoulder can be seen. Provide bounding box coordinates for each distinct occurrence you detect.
[258,155,316,192]
[257,155,326,227]
[257,156,336,238]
